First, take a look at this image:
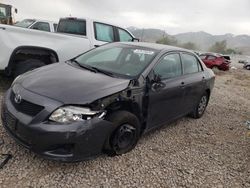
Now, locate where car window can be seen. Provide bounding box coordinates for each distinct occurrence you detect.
[57,19,86,36]
[182,53,200,74]
[118,28,133,42]
[30,22,50,32]
[94,22,114,42]
[14,19,35,28]
[0,7,6,17]
[207,55,216,60]
[154,53,182,79]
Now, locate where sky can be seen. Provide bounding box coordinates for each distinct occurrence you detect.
[2,0,250,35]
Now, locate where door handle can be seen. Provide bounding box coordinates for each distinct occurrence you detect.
[94,45,100,48]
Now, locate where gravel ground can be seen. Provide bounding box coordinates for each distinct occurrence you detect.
[0,67,249,187]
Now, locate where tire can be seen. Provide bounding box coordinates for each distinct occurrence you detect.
[105,111,141,156]
[13,59,46,78]
[190,93,209,119]
[246,66,250,70]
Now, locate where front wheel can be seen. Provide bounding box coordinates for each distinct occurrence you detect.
[105,111,141,156]
[190,93,209,119]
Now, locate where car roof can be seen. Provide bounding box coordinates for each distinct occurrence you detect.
[117,42,191,52]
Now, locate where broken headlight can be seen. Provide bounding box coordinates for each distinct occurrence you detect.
[49,106,106,124]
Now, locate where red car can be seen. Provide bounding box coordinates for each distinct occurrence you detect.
[199,53,230,71]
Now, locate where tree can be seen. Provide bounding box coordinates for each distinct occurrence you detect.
[156,36,178,46]
[181,42,197,50]
[209,40,227,54]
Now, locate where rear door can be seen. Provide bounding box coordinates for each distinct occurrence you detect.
[147,52,185,128]
[180,53,206,113]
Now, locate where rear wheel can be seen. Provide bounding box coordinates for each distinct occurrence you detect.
[105,111,140,156]
[13,59,46,78]
[190,93,209,119]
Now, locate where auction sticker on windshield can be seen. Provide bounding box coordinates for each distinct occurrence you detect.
[133,49,155,55]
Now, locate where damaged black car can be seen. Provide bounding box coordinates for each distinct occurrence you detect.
[1,42,215,162]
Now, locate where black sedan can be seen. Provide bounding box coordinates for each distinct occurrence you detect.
[1,42,215,162]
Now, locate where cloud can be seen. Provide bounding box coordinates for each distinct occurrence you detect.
[2,0,250,35]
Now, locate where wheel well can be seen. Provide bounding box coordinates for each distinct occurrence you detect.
[6,46,59,75]
[105,101,142,124]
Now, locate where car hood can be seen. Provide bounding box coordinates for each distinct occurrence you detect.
[18,62,131,104]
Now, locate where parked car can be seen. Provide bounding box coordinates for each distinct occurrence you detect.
[243,62,250,70]
[199,53,230,71]
[14,19,57,32]
[1,42,215,162]
[0,17,137,77]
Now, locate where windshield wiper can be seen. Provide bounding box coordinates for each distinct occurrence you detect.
[71,59,97,73]
[71,60,114,77]
[90,67,114,77]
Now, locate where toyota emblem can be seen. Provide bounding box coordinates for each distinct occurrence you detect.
[14,94,22,104]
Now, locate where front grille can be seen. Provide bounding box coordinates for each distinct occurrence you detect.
[10,91,44,116]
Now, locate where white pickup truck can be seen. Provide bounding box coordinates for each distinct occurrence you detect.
[0,17,137,77]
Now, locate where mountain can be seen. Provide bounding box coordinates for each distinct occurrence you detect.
[128,28,250,55]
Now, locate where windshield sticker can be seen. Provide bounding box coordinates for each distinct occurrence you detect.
[133,49,154,55]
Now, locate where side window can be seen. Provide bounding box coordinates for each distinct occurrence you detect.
[118,28,133,42]
[0,7,6,17]
[154,53,182,79]
[94,23,114,42]
[207,55,216,60]
[182,53,200,74]
[31,22,50,32]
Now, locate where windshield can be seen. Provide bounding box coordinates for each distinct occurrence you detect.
[15,19,35,28]
[75,44,158,78]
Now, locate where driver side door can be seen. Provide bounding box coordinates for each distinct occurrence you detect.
[147,52,185,129]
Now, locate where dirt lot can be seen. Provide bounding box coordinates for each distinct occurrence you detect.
[0,67,249,187]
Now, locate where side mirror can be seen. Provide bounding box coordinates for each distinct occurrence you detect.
[15,9,18,14]
[132,38,140,42]
[153,74,161,83]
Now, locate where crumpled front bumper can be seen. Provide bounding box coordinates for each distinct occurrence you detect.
[1,89,114,162]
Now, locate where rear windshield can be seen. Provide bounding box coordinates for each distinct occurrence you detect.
[14,19,35,28]
[57,19,86,36]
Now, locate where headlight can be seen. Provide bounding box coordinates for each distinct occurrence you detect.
[49,106,106,124]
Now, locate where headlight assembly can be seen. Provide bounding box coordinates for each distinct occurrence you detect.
[49,106,106,124]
